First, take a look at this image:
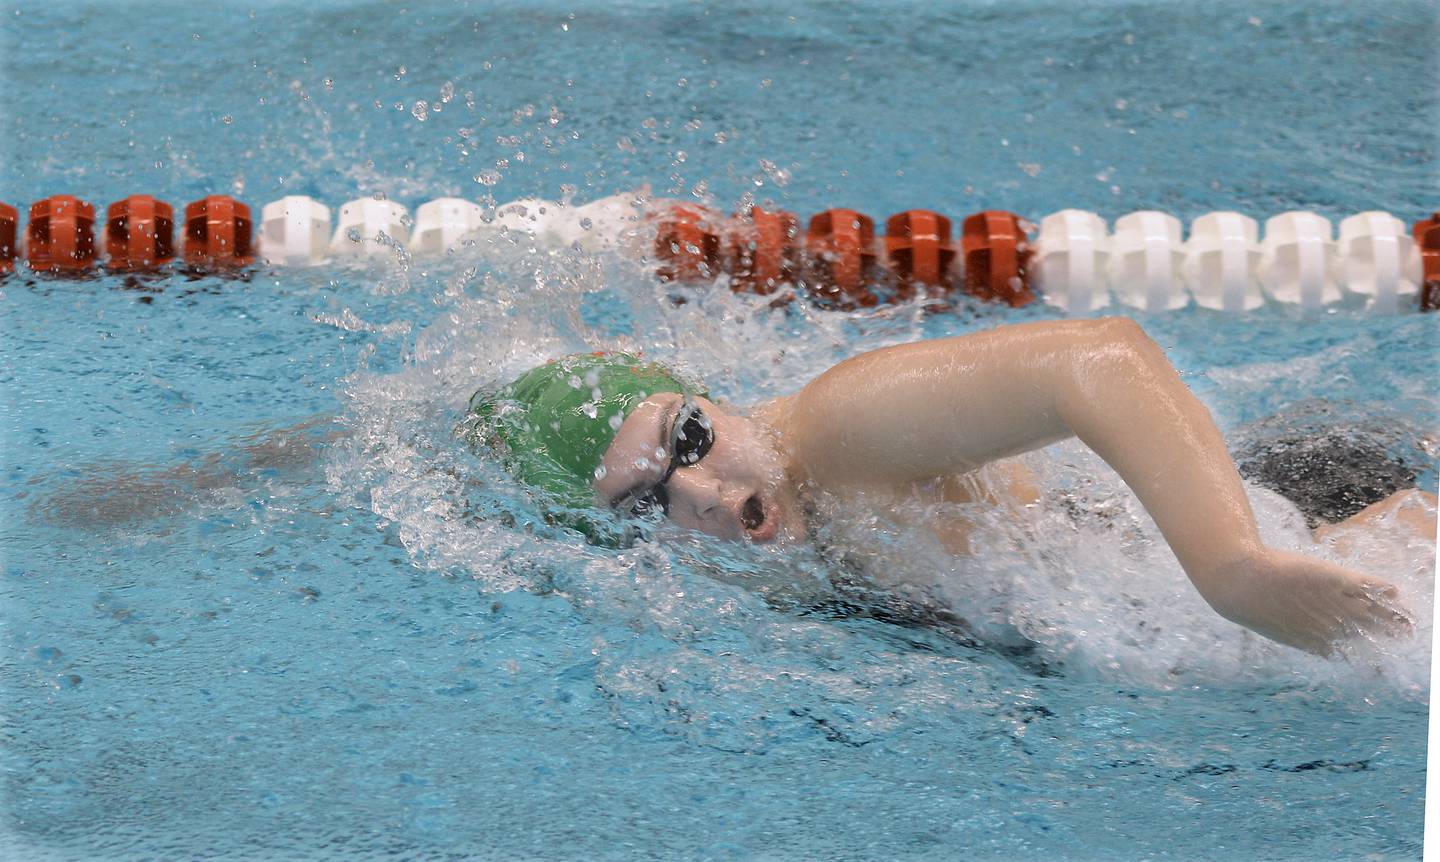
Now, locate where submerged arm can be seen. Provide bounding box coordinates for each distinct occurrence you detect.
[776,318,1410,653]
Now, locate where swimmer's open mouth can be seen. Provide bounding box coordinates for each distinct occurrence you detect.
[741,494,766,532]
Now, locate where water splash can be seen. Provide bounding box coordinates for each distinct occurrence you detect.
[322,198,1435,708]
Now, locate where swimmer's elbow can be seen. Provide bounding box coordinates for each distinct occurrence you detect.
[1080,317,1158,355]
[1066,317,1170,384]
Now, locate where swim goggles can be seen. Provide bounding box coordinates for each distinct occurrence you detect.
[618,396,714,517]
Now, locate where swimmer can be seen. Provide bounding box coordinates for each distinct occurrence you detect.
[470,317,1436,657]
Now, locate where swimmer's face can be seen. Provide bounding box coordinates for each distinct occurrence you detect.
[593,393,804,543]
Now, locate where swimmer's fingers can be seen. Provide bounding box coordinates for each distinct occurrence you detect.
[1314,579,1414,656]
[1349,580,1415,637]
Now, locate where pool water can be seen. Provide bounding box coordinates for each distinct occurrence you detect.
[2,1,1437,860]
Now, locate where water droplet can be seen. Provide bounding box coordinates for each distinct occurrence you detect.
[474,170,502,186]
[758,159,790,187]
[324,77,334,90]
[440,81,454,103]
[221,115,233,125]
[412,100,428,121]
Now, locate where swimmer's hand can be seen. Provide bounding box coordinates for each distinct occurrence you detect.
[1196,549,1413,656]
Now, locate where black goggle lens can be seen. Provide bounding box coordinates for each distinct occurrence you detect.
[672,403,714,466]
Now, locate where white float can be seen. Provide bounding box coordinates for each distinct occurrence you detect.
[486,198,564,244]
[1109,211,1188,312]
[330,198,411,259]
[1036,209,1110,314]
[1258,211,1341,307]
[259,196,332,266]
[561,193,645,252]
[412,198,484,256]
[1184,212,1263,312]
[1338,211,1419,313]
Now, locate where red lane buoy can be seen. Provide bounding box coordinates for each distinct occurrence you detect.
[961,210,1035,307]
[727,205,799,296]
[1414,212,1440,312]
[804,208,878,308]
[652,204,723,283]
[884,209,956,300]
[27,195,97,274]
[106,195,176,272]
[0,202,16,275]
[184,195,255,270]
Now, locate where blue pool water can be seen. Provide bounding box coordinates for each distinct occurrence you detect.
[2,1,1437,860]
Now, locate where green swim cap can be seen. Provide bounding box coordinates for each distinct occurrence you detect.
[466,352,696,512]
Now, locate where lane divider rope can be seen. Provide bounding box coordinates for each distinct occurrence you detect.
[0,192,1435,313]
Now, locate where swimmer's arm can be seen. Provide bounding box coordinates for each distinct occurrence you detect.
[39,415,344,528]
[1313,489,1439,554]
[776,318,1409,653]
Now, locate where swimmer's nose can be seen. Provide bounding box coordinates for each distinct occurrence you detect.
[666,468,725,519]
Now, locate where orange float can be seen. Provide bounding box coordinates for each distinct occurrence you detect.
[804,208,878,308]
[884,210,956,299]
[652,204,723,282]
[0,203,16,275]
[183,195,255,270]
[106,195,176,272]
[1415,212,1440,312]
[727,205,799,296]
[27,195,97,274]
[961,210,1034,307]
